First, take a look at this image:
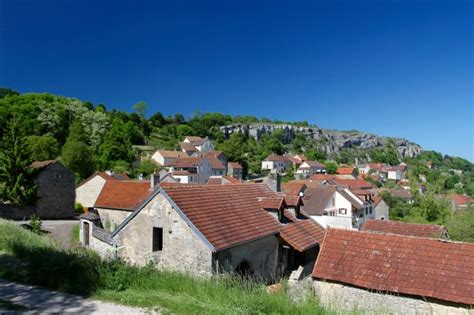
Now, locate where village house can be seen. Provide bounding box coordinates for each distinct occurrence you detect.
[386,164,406,181]
[281,182,307,196]
[76,171,130,211]
[312,228,473,313]
[80,183,326,280]
[283,153,306,169]
[335,167,357,177]
[206,156,226,176]
[261,154,293,174]
[302,185,375,229]
[296,161,326,177]
[360,219,449,239]
[227,162,243,179]
[29,160,75,219]
[450,193,474,210]
[326,178,373,190]
[357,162,387,175]
[371,196,389,220]
[206,176,240,185]
[151,150,188,166]
[179,136,214,155]
[166,156,212,183]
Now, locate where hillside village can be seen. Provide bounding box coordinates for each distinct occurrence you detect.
[2,133,469,313]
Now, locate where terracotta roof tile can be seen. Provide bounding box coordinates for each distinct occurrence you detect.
[95,181,154,210]
[264,154,292,162]
[360,220,447,239]
[228,162,242,169]
[312,228,474,305]
[167,157,202,168]
[327,178,373,189]
[452,194,474,206]
[162,183,282,251]
[302,186,336,215]
[281,182,306,196]
[336,167,355,175]
[280,220,325,252]
[156,150,189,159]
[207,157,226,169]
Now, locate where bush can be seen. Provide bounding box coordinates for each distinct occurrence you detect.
[75,202,84,214]
[29,214,42,235]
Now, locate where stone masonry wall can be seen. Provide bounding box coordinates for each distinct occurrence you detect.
[96,208,132,232]
[36,163,75,219]
[313,280,471,314]
[116,193,213,275]
[214,234,280,282]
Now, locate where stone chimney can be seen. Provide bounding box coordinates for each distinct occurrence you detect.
[265,173,281,192]
[151,173,160,189]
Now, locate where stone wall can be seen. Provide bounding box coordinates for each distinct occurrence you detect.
[76,176,106,209]
[313,280,471,314]
[116,193,213,275]
[374,199,389,220]
[0,204,35,220]
[36,162,75,219]
[214,234,280,282]
[96,208,132,232]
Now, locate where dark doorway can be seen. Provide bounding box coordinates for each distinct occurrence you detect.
[83,222,90,246]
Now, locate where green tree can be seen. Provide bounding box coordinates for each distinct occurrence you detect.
[98,120,135,169]
[0,87,19,98]
[61,141,94,180]
[133,101,147,119]
[325,161,338,174]
[0,119,37,204]
[25,135,59,161]
[445,206,474,242]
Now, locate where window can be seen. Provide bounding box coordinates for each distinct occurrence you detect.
[369,207,373,214]
[365,208,368,215]
[339,208,347,215]
[332,198,335,207]
[152,228,163,251]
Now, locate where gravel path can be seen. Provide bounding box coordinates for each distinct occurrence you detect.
[0,279,158,314]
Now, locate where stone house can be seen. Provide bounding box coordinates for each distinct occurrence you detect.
[312,228,473,313]
[261,154,293,174]
[206,176,240,185]
[296,161,326,177]
[151,150,188,166]
[30,160,75,219]
[371,196,389,220]
[450,193,474,210]
[80,183,326,281]
[227,162,243,179]
[166,156,212,183]
[335,167,357,177]
[76,171,130,211]
[386,164,406,181]
[360,219,449,239]
[179,136,214,155]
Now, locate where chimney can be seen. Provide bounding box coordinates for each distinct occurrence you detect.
[105,170,113,176]
[265,173,281,192]
[151,173,160,189]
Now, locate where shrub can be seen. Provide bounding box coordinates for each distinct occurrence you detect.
[74,202,84,214]
[29,214,42,235]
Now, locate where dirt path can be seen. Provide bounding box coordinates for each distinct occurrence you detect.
[0,279,158,314]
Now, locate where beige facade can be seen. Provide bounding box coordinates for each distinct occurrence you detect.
[96,208,132,232]
[76,175,107,208]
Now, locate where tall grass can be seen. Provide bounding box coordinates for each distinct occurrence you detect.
[0,219,328,314]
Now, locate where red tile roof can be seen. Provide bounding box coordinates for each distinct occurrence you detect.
[167,157,202,168]
[206,176,240,185]
[281,182,306,196]
[179,142,197,152]
[280,220,325,252]
[257,196,285,210]
[207,157,226,169]
[184,136,207,145]
[283,195,303,207]
[327,178,373,189]
[309,174,339,181]
[312,228,474,305]
[452,194,474,206]
[360,219,447,239]
[156,150,188,159]
[95,181,154,210]
[336,167,355,175]
[264,154,292,162]
[228,162,242,169]
[161,183,282,251]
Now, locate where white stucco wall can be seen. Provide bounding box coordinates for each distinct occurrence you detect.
[76,176,106,208]
[311,215,354,230]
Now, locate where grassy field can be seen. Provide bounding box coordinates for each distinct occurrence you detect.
[0,219,329,314]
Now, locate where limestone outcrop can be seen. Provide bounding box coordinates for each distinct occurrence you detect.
[219,124,422,158]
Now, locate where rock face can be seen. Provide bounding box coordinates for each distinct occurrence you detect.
[219,124,422,158]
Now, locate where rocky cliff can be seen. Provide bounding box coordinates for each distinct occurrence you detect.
[219,124,422,158]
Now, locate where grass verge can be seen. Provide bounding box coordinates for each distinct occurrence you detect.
[0,219,329,314]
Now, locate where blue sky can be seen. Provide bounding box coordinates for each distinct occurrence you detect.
[0,0,472,161]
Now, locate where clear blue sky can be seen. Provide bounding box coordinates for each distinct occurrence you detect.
[1,0,472,161]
